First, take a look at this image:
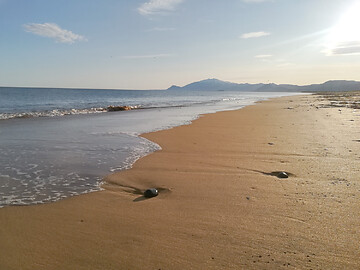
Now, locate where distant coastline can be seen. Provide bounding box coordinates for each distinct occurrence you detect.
[167,78,360,92]
[2,78,360,92]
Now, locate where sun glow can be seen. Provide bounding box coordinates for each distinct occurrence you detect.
[326,2,360,55]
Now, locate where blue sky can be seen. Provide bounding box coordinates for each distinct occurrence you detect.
[1,0,360,89]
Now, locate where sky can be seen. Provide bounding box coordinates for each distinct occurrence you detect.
[1,0,360,89]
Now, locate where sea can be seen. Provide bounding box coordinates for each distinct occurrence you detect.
[0,87,300,207]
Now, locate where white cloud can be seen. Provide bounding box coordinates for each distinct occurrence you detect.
[241,31,271,39]
[122,54,173,59]
[138,0,184,15]
[23,23,86,44]
[255,54,272,58]
[326,41,360,56]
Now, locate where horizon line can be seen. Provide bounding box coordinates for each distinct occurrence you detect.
[1,78,359,91]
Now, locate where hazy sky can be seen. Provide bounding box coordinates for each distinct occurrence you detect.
[1,0,360,89]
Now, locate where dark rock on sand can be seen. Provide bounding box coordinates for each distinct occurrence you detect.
[277,172,289,178]
[107,105,131,112]
[144,188,159,198]
[252,170,294,178]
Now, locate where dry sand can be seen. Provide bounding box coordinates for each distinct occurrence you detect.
[0,94,360,269]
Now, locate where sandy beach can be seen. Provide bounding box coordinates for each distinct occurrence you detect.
[0,93,359,269]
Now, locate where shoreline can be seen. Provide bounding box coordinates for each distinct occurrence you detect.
[1,93,360,269]
[0,92,296,208]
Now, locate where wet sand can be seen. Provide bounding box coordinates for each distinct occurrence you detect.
[0,94,360,269]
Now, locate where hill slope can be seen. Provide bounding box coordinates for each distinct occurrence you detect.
[167,79,360,92]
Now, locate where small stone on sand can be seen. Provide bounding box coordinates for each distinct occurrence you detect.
[144,188,159,198]
[277,172,289,178]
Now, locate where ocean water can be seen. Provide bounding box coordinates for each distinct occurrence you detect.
[0,87,300,207]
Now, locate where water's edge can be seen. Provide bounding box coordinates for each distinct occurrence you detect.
[0,93,303,208]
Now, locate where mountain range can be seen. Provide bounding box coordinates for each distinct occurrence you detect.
[167,79,360,92]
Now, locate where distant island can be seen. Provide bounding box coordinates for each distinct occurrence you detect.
[167,78,360,92]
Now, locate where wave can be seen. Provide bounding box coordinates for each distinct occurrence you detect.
[0,94,252,121]
[0,100,219,121]
[0,106,141,120]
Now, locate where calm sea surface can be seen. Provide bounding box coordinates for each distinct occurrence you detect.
[0,87,300,207]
